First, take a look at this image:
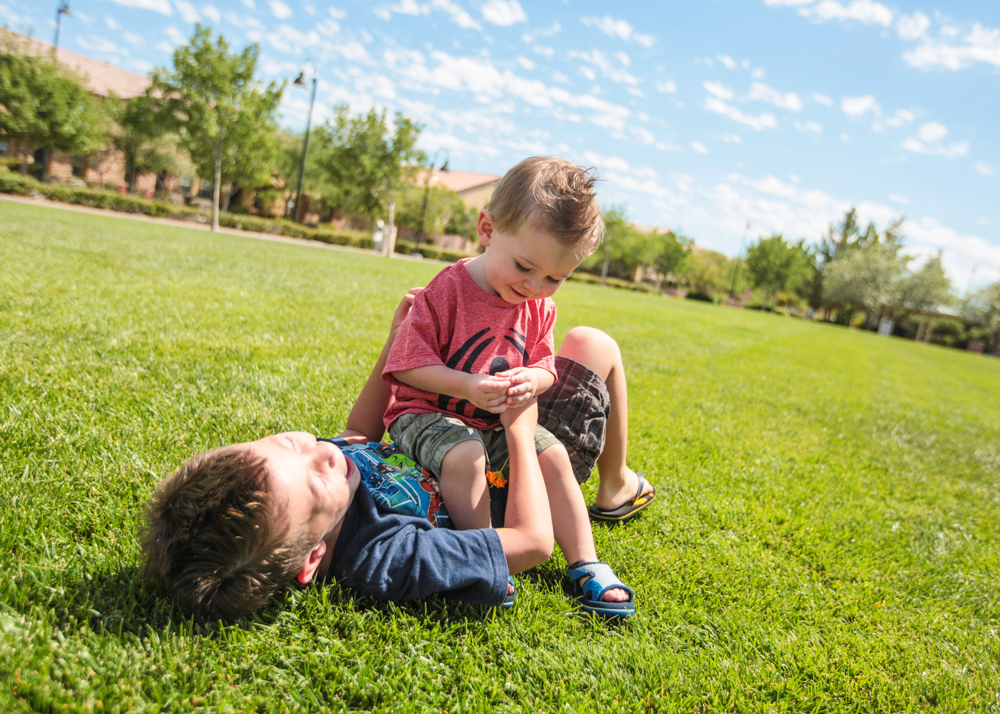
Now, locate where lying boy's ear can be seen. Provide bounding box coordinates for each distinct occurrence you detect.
[296,541,327,585]
[477,210,494,245]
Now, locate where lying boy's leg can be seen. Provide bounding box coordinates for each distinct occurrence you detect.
[554,327,654,514]
[389,412,491,530]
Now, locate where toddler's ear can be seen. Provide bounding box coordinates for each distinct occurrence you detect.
[477,209,494,245]
[297,540,327,584]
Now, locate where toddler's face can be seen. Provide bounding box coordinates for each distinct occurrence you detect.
[478,211,586,304]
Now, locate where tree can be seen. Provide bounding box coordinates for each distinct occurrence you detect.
[311,104,424,253]
[151,25,283,231]
[0,32,108,175]
[898,253,952,312]
[395,184,458,239]
[744,234,815,308]
[961,282,1000,353]
[822,243,906,326]
[107,93,181,192]
[680,247,733,294]
[649,231,690,290]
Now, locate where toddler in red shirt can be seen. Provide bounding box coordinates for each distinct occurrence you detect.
[384,156,637,616]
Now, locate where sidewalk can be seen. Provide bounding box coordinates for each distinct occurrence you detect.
[0,193,430,261]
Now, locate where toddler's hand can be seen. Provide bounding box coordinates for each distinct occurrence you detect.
[499,367,538,408]
[390,287,424,333]
[463,373,511,413]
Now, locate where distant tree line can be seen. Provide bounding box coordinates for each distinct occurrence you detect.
[0,26,477,243]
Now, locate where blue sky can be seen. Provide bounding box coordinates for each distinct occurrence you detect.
[4,0,999,289]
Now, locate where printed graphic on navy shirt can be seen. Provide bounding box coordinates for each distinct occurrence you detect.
[324,438,452,529]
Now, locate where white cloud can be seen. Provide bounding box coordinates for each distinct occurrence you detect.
[203,5,221,23]
[749,82,803,111]
[581,151,631,174]
[691,141,709,154]
[481,0,526,26]
[703,81,734,101]
[165,25,187,45]
[123,31,144,46]
[897,11,930,40]
[655,79,677,93]
[269,0,293,20]
[718,54,737,69]
[432,0,481,29]
[105,16,121,30]
[581,15,655,46]
[976,162,993,176]
[905,217,1000,285]
[569,49,638,85]
[884,109,915,128]
[516,56,535,70]
[174,0,200,23]
[903,23,1000,70]
[329,7,347,19]
[705,98,778,130]
[806,0,893,26]
[812,92,833,106]
[721,133,743,144]
[105,0,172,16]
[901,122,968,158]
[266,24,322,53]
[888,193,910,204]
[841,94,879,117]
[522,21,560,43]
[794,120,823,134]
[764,0,813,5]
[918,121,947,143]
[389,0,429,16]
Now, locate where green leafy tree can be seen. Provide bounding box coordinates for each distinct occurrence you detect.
[395,184,457,239]
[898,253,953,312]
[822,243,907,326]
[310,104,424,252]
[444,196,478,240]
[107,93,180,191]
[744,234,815,308]
[151,25,283,230]
[681,247,733,294]
[961,282,1000,353]
[649,231,690,290]
[0,32,108,175]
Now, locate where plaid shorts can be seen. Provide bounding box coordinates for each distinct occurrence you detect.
[538,356,611,485]
[488,356,610,526]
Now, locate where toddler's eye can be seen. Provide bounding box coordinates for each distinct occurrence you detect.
[515,262,530,272]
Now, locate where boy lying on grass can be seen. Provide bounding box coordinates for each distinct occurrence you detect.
[384,157,646,616]
[144,300,655,622]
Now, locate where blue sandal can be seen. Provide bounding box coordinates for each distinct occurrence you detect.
[564,561,635,619]
[501,576,516,609]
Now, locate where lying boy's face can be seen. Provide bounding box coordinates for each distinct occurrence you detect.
[478,211,588,305]
[240,432,360,548]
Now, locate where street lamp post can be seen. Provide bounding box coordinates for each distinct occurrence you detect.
[415,150,449,246]
[53,1,71,55]
[291,67,317,224]
[729,221,750,300]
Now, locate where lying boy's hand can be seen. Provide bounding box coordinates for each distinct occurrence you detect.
[390,287,424,333]
[462,373,511,413]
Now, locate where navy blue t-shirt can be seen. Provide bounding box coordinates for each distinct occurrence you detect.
[324,439,509,606]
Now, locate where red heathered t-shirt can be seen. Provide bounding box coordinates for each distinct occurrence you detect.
[383,259,557,431]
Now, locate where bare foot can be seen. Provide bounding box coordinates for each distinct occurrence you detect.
[594,468,654,512]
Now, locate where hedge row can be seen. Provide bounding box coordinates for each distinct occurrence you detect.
[0,171,375,251]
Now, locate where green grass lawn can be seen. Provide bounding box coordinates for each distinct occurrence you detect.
[2,199,999,712]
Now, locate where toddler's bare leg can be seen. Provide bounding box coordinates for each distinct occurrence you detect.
[555,327,653,511]
[439,440,492,530]
[537,444,628,602]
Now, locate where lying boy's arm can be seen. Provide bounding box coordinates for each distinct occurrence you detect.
[498,366,555,408]
[494,400,554,572]
[393,365,511,414]
[341,289,422,443]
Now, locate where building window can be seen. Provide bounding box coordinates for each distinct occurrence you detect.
[198,181,213,199]
[71,155,86,178]
[0,141,8,157]
[179,176,193,194]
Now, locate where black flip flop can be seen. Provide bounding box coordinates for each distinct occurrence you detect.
[588,473,655,524]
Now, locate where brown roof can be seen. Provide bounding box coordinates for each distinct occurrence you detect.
[415,168,501,194]
[1,30,150,99]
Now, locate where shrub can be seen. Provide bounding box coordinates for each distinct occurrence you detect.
[686,290,715,303]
